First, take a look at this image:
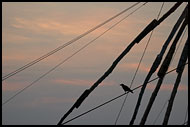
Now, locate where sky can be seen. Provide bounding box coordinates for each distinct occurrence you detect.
[2,2,188,125]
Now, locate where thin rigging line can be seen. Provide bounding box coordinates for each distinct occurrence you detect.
[141,17,187,125]
[153,99,169,125]
[184,105,188,124]
[169,26,187,70]
[114,2,164,125]
[2,2,140,81]
[58,2,183,125]
[62,63,188,125]
[114,91,128,125]
[173,26,187,59]
[129,4,187,125]
[2,2,147,106]
[152,26,187,125]
[156,2,165,19]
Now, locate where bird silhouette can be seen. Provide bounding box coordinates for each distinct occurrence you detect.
[120,84,133,93]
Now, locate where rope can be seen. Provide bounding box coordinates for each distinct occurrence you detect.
[58,2,183,124]
[2,2,147,106]
[153,99,169,125]
[184,105,188,125]
[62,63,188,125]
[2,2,140,81]
[173,26,187,59]
[152,24,187,125]
[114,2,164,125]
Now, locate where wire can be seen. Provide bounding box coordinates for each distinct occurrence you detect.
[154,28,187,125]
[173,26,187,59]
[62,63,188,125]
[153,99,169,125]
[156,2,165,19]
[2,2,147,106]
[2,2,140,81]
[114,91,128,125]
[184,105,188,125]
[114,2,164,125]
[152,21,187,125]
[63,92,127,125]
[58,3,183,125]
[114,3,150,125]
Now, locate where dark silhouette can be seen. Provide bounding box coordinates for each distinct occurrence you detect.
[120,84,133,93]
[58,3,182,124]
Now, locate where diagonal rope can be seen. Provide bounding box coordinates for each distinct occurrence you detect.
[173,26,187,59]
[153,99,169,124]
[2,2,140,81]
[130,4,187,125]
[2,2,147,106]
[58,2,182,125]
[153,25,187,125]
[62,63,188,125]
[114,2,165,125]
[183,104,188,125]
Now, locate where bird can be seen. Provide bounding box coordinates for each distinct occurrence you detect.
[120,84,133,93]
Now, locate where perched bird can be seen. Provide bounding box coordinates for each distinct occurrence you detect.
[120,84,133,93]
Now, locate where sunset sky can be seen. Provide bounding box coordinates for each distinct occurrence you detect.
[2,2,188,125]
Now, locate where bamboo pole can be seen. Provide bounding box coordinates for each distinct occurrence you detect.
[140,15,187,125]
[129,5,187,125]
[57,2,183,125]
[163,38,188,125]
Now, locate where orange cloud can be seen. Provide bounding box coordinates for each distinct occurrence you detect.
[147,84,188,91]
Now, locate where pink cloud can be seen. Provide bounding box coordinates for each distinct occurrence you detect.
[11,17,103,36]
[147,84,188,91]
[11,9,149,39]
[2,81,27,92]
[2,32,31,44]
[54,79,93,86]
[53,79,115,86]
[6,11,154,66]
[38,97,74,104]
[118,63,150,73]
[22,96,75,108]
[2,55,36,62]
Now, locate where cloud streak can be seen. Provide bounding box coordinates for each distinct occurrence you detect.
[118,62,150,73]
[2,81,27,92]
[2,3,188,125]
[12,17,84,36]
[53,79,115,87]
[147,83,188,91]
